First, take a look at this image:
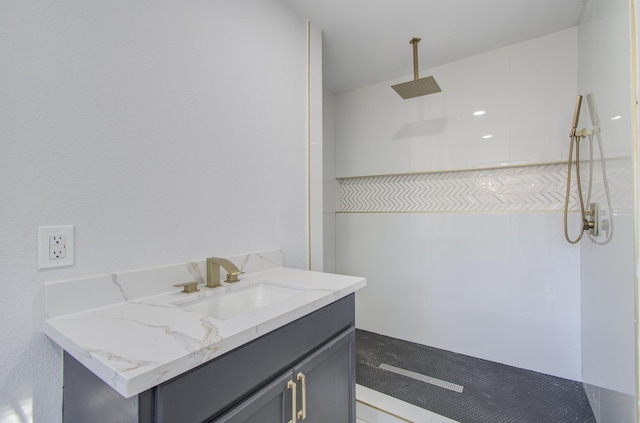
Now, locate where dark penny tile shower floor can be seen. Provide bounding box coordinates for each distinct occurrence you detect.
[356,329,596,423]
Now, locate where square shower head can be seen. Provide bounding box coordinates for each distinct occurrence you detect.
[391,75,442,99]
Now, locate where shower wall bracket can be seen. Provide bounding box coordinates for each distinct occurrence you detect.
[570,127,598,138]
[585,202,599,236]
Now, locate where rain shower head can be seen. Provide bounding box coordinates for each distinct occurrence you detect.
[391,38,441,99]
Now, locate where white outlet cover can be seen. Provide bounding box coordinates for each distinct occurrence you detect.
[38,225,75,269]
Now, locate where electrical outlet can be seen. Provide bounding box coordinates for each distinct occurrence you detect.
[38,225,75,269]
[49,246,66,259]
[50,235,66,246]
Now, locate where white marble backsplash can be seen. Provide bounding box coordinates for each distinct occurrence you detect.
[45,249,284,319]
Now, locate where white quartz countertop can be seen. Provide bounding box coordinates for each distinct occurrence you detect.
[44,266,366,398]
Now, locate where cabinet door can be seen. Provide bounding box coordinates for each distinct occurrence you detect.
[156,295,355,423]
[214,370,293,423]
[293,328,356,423]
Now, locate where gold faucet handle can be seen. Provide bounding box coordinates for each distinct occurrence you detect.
[225,271,244,283]
[173,281,199,293]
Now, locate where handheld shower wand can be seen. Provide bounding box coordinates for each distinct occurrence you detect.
[564,95,591,244]
[571,95,582,134]
[563,94,613,245]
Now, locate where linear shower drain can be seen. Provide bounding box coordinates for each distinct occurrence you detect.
[378,363,464,393]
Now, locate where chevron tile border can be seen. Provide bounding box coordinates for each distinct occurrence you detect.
[338,159,633,213]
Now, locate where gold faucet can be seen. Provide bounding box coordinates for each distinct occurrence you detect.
[206,257,243,288]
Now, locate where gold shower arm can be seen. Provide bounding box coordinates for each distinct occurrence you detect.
[410,38,421,80]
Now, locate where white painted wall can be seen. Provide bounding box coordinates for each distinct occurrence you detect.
[334,29,584,381]
[578,0,637,420]
[0,0,307,421]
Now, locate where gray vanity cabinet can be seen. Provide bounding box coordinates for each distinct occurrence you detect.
[214,371,293,423]
[216,328,355,423]
[63,294,355,423]
[292,328,355,423]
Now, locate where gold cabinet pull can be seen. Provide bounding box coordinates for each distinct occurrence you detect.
[296,372,307,420]
[287,380,297,423]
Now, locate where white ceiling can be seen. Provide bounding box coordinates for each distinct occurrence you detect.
[283,0,585,94]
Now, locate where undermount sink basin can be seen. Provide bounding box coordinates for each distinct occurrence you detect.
[174,282,307,321]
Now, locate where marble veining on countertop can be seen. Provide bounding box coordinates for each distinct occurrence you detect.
[43,250,366,398]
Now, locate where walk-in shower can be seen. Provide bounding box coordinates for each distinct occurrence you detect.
[563,93,614,244]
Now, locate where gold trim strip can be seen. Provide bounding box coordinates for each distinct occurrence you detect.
[336,209,584,214]
[356,399,414,423]
[629,1,640,421]
[306,20,312,271]
[335,156,632,181]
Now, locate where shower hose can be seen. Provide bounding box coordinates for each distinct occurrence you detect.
[563,128,614,245]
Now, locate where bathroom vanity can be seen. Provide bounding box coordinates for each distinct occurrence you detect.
[63,296,355,422]
[44,251,366,423]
